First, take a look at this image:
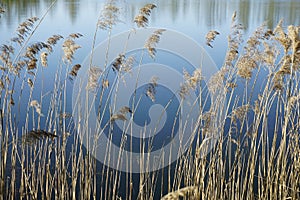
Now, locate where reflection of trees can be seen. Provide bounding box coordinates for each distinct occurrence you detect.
[65,0,79,23]
[155,0,299,29]
[0,0,299,29]
[0,0,80,27]
[199,0,228,28]
[239,1,250,30]
[0,0,53,27]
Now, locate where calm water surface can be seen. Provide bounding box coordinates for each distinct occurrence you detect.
[1,0,299,165]
[1,0,299,68]
[1,0,299,199]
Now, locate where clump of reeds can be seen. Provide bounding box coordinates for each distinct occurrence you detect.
[1,2,300,200]
[162,15,300,200]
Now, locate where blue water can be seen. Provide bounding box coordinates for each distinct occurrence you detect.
[1,0,299,199]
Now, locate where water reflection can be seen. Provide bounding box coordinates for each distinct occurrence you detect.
[0,0,299,30]
[0,0,47,25]
[64,0,80,23]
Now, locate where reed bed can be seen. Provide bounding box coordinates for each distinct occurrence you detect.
[0,1,299,200]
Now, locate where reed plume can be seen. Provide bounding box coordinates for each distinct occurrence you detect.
[0,44,14,65]
[179,68,203,100]
[134,3,156,28]
[40,52,48,67]
[110,106,133,123]
[112,54,125,72]
[27,78,33,88]
[205,30,220,48]
[11,17,39,46]
[236,55,257,79]
[146,76,159,102]
[119,106,132,114]
[47,34,63,46]
[21,130,57,145]
[86,66,103,91]
[98,1,120,30]
[120,55,135,74]
[144,29,165,58]
[110,113,127,122]
[69,64,81,79]
[62,33,82,63]
[225,11,244,66]
[30,100,44,116]
[161,186,197,200]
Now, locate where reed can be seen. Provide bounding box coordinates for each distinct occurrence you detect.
[0,1,299,200]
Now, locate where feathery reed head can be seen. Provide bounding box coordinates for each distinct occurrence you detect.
[98,1,120,30]
[272,72,284,91]
[62,33,82,63]
[144,29,165,58]
[21,130,57,146]
[25,42,51,59]
[207,67,227,94]
[121,55,135,73]
[274,20,292,54]
[231,104,250,124]
[86,66,103,91]
[236,55,257,79]
[110,106,132,123]
[11,17,39,46]
[225,12,244,66]
[205,30,220,48]
[69,64,81,80]
[179,68,203,99]
[27,78,33,88]
[112,54,125,72]
[47,34,63,46]
[30,100,44,116]
[134,3,156,28]
[0,44,14,65]
[146,76,159,102]
[40,52,48,67]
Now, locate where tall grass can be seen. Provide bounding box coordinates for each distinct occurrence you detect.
[0,1,299,200]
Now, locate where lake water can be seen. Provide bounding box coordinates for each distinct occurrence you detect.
[1,0,299,68]
[0,0,299,199]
